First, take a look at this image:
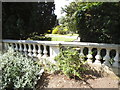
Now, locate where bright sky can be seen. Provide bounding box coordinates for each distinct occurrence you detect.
[54,0,74,19]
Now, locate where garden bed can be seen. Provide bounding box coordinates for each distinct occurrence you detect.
[36,72,119,89]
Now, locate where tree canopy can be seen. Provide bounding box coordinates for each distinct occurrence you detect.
[61,1,120,44]
[2,2,57,39]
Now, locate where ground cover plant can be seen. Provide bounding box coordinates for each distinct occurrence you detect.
[0,47,44,89]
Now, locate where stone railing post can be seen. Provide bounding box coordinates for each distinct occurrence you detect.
[32,44,37,57]
[28,44,32,57]
[37,44,42,59]
[49,45,60,58]
[42,45,48,58]
[19,43,22,52]
[79,47,85,62]
[112,48,120,68]
[87,47,93,64]
[23,43,27,56]
[103,48,111,66]
[94,48,101,64]
[15,43,18,51]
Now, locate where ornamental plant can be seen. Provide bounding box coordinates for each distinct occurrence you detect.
[0,47,44,89]
[55,47,86,79]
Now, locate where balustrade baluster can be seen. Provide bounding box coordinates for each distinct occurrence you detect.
[23,43,27,56]
[112,49,119,67]
[87,47,93,63]
[28,44,32,57]
[43,45,48,57]
[7,43,11,49]
[19,43,22,52]
[94,48,101,64]
[37,44,42,59]
[33,44,37,57]
[4,43,8,50]
[10,43,14,48]
[15,43,18,51]
[103,49,111,66]
[79,47,85,62]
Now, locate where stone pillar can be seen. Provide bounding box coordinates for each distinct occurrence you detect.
[49,45,60,58]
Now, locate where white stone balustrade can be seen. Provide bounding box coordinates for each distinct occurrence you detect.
[103,48,111,66]
[37,44,42,59]
[94,48,101,64]
[87,47,93,63]
[2,40,120,68]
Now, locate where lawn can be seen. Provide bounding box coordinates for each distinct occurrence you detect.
[51,37,76,41]
[45,34,79,41]
[46,34,79,37]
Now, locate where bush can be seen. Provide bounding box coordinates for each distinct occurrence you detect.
[54,47,86,79]
[0,47,44,89]
[27,35,51,41]
[27,33,51,41]
[52,25,66,35]
[37,58,59,74]
[52,26,59,34]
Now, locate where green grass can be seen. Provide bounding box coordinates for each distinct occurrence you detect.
[51,37,76,41]
[46,34,79,37]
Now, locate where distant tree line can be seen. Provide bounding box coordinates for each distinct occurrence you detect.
[2,2,57,40]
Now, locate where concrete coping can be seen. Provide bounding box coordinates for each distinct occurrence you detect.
[2,39,120,49]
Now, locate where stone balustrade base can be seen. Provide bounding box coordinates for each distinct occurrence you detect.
[86,63,120,79]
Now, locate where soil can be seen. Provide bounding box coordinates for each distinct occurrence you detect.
[36,72,120,89]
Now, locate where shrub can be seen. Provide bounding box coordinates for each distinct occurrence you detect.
[54,47,86,79]
[27,35,51,41]
[52,26,59,34]
[0,47,44,89]
[47,30,52,34]
[37,58,59,74]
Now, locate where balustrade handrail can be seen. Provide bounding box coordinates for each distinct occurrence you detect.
[2,39,120,68]
[2,39,120,49]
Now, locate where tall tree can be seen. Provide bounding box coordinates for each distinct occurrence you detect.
[61,1,120,44]
[2,2,57,39]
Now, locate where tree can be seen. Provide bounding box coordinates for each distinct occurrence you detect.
[61,1,120,44]
[59,2,79,33]
[2,2,57,40]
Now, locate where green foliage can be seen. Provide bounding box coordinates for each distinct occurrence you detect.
[27,35,51,41]
[52,25,69,35]
[60,1,80,33]
[52,26,59,34]
[62,1,120,44]
[27,32,51,41]
[0,47,43,89]
[37,59,59,74]
[2,2,57,40]
[55,47,86,79]
[76,2,120,44]
[47,30,52,34]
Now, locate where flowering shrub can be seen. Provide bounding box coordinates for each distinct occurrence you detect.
[0,47,44,89]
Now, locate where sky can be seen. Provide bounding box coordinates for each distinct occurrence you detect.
[54,0,74,19]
